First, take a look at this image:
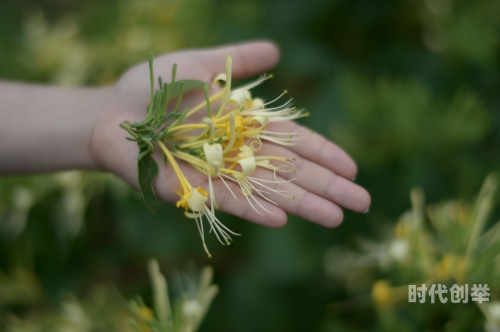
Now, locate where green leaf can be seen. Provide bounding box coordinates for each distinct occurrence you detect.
[168,80,206,99]
[138,148,159,214]
[134,128,154,137]
[173,108,190,126]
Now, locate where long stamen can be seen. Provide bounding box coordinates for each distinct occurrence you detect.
[203,206,240,245]
[205,207,240,237]
[247,177,295,199]
[244,179,279,206]
[219,175,238,200]
[240,180,274,214]
[233,73,272,92]
[237,181,263,215]
[195,215,211,258]
[260,127,309,136]
[257,135,297,146]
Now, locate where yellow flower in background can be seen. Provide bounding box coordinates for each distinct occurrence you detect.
[431,253,468,283]
[138,305,154,320]
[394,217,411,238]
[434,253,457,281]
[371,280,394,308]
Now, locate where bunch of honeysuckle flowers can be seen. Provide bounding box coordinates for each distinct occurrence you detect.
[120,53,309,257]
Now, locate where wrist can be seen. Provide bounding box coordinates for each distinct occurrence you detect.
[0,82,113,174]
[80,86,114,171]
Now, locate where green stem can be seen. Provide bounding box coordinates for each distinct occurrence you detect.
[147,52,155,116]
[204,83,212,117]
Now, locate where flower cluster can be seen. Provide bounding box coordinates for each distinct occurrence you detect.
[120,54,309,257]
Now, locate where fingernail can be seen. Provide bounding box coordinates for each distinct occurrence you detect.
[363,208,370,214]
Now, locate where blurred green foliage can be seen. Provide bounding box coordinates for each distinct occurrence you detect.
[1,0,500,331]
[324,175,500,331]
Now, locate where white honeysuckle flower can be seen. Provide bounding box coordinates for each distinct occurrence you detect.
[236,89,309,124]
[229,89,247,107]
[187,187,209,213]
[251,115,269,127]
[249,98,265,111]
[183,186,240,257]
[203,142,223,175]
[236,146,256,177]
[202,141,238,221]
[216,145,295,215]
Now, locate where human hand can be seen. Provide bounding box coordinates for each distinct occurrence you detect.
[90,41,370,228]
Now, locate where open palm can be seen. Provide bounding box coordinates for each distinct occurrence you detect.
[90,41,370,228]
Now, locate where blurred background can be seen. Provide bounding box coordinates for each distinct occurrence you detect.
[1,0,500,331]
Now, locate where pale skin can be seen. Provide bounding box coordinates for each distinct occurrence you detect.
[0,41,370,228]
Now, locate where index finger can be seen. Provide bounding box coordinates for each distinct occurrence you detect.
[156,40,281,81]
